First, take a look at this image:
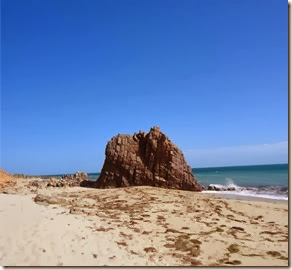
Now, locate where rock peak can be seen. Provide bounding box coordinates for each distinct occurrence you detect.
[93,127,202,191]
[150,126,161,132]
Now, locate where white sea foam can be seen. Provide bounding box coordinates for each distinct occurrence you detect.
[204,177,288,200]
[202,190,288,200]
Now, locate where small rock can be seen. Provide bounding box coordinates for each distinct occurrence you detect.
[144,247,157,253]
[227,244,240,253]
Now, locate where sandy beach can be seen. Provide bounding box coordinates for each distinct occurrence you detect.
[0,177,288,266]
[1,0,288,266]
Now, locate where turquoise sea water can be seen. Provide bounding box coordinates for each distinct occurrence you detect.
[194,163,288,187]
[194,164,288,200]
[42,164,288,200]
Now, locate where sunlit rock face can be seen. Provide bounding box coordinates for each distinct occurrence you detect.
[93,126,202,191]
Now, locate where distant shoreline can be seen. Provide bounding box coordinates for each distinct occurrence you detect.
[29,163,287,203]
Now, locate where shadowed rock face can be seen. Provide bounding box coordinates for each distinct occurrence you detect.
[93,126,202,191]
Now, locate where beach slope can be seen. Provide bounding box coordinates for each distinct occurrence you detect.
[0,183,288,266]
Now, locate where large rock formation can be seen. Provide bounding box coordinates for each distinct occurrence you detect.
[93,126,202,191]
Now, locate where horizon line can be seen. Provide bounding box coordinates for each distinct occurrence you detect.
[19,162,288,177]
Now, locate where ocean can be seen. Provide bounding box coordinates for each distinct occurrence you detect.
[43,164,288,200]
[194,163,288,200]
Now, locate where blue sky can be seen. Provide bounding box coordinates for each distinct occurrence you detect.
[1,0,288,175]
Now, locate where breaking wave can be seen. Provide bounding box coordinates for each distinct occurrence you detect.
[202,178,288,200]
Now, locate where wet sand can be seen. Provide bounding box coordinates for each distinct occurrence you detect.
[205,192,288,204]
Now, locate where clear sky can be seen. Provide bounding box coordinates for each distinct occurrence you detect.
[1,0,288,175]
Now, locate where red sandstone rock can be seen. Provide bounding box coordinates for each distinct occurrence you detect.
[0,169,16,188]
[93,127,202,191]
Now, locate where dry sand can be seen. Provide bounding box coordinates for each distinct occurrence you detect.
[0,178,288,266]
